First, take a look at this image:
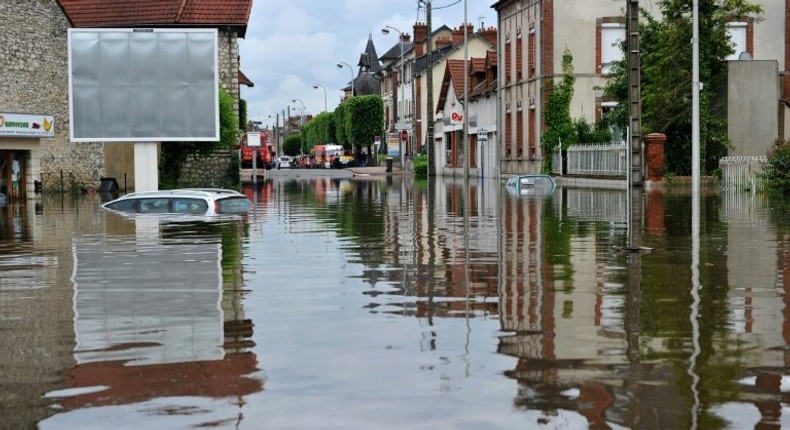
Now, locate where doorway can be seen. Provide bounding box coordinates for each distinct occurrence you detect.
[0,151,26,201]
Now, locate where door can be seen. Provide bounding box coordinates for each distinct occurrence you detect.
[0,151,26,201]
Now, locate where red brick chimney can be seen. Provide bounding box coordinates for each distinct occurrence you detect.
[413,22,427,56]
[435,37,452,49]
[452,24,475,46]
[477,26,497,47]
[401,33,411,43]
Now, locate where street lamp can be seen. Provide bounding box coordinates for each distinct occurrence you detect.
[336,61,354,97]
[313,83,328,112]
[382,25,406,163]
[292,98,306,126]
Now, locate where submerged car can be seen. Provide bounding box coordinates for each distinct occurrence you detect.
[101,188,251,215]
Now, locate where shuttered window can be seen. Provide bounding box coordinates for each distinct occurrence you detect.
[601,23,625,75]
[726,22,747,60]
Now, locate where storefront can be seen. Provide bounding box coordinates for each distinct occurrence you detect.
[0,112,51,202]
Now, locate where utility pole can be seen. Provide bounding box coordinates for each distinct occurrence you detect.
[425,0,436,177]
[627,0,642,187]
[626,0,643,252]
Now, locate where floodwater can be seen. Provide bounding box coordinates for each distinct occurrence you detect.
[2,176,790,430]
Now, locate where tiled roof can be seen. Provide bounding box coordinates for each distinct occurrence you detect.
[58,0,252,35]
[436,59,467,113]
[238,70,253,87]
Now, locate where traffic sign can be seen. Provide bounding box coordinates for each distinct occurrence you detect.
[400,130,408,142]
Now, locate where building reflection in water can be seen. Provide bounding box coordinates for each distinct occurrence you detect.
[42,215,261,423]
[359,176,790,429]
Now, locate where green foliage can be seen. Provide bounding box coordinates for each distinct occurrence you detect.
[302,111,336,150]
[160,87,239,188]
[345,95,384,148]
[604,0,762,176]
[762,139,790,194]
[574,118,612,144]
[334,102,347,145]
[413,154,428,178]
[238,98,247,131]
[541,49,576,170]
[283,134,303,156]
[218,88,239,149]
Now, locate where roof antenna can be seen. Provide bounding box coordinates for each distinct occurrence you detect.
[479,15,485,29]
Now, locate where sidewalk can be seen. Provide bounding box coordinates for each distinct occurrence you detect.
[347,166,404,176]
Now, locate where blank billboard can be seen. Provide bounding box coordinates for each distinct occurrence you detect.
[68,28,219,142]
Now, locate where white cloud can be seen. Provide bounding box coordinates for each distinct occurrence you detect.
[240,0,496,127]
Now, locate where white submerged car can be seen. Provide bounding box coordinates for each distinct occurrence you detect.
[101,188,251,216]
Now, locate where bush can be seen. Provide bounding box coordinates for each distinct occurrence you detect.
[413,154,427,178]
[763,139,790,194]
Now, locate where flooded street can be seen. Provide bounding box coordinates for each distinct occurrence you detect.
[3,177,790,429]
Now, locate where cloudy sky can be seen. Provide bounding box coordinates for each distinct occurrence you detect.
[239,0,497,127]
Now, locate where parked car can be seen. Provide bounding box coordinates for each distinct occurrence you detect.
[101,188,251,216]
[277,155,293,169]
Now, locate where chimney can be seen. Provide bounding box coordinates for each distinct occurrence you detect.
[452,23,475,46]
[413,22,427,56]
[401,33,411,43]
[435,37,452,48]
[478,26,497,47]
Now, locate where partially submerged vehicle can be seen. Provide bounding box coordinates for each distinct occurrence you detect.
[505,174,557,196]
[101,188,251,215]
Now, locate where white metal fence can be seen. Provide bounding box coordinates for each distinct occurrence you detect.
[553,143,627,176]
[719,156,766,191]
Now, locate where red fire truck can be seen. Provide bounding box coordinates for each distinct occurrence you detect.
[240,132,275,169]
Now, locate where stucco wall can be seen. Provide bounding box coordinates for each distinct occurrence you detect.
[727,60,779,156]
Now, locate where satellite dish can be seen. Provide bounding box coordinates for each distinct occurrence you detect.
[738,52,752,60]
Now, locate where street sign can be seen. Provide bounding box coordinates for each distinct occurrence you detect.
[247,132,261,147]
[395,122,410,130]
[400,130,408,142]
[477,129,488,142]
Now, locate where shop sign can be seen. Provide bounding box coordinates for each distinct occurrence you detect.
[0,113,55,138]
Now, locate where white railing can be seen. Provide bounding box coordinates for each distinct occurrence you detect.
[566,143,627,176]
[719,156,766,191]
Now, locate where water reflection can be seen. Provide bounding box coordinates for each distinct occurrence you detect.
[4,180,790,428]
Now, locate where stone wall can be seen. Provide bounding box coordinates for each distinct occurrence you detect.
[179,150,238,188]
[0,0,105,189]
[1,1,243,191]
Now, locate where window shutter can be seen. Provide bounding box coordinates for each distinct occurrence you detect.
[726,22,747,60]
[601,23,625,74]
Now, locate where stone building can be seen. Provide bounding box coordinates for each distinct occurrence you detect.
[0,0,252,200]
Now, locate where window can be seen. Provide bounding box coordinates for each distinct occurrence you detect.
[173,198,208,214]
[600,23,625,75]
[216,196,251,214]
[726,22,748,60]
[138,198,170,213]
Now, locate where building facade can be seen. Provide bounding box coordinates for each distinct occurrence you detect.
[0,0,251,199]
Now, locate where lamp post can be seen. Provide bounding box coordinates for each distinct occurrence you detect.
[336,61,354,97]
[382,25,406,164]
[313,83,328,112]
[292,98,306,126]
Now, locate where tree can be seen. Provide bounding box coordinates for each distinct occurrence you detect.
[604,0,762,176]
[541,48,576,171]
[160,87,238,188]
[282,134,303,156]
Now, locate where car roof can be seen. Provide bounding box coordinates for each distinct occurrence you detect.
[108,188,243,202]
